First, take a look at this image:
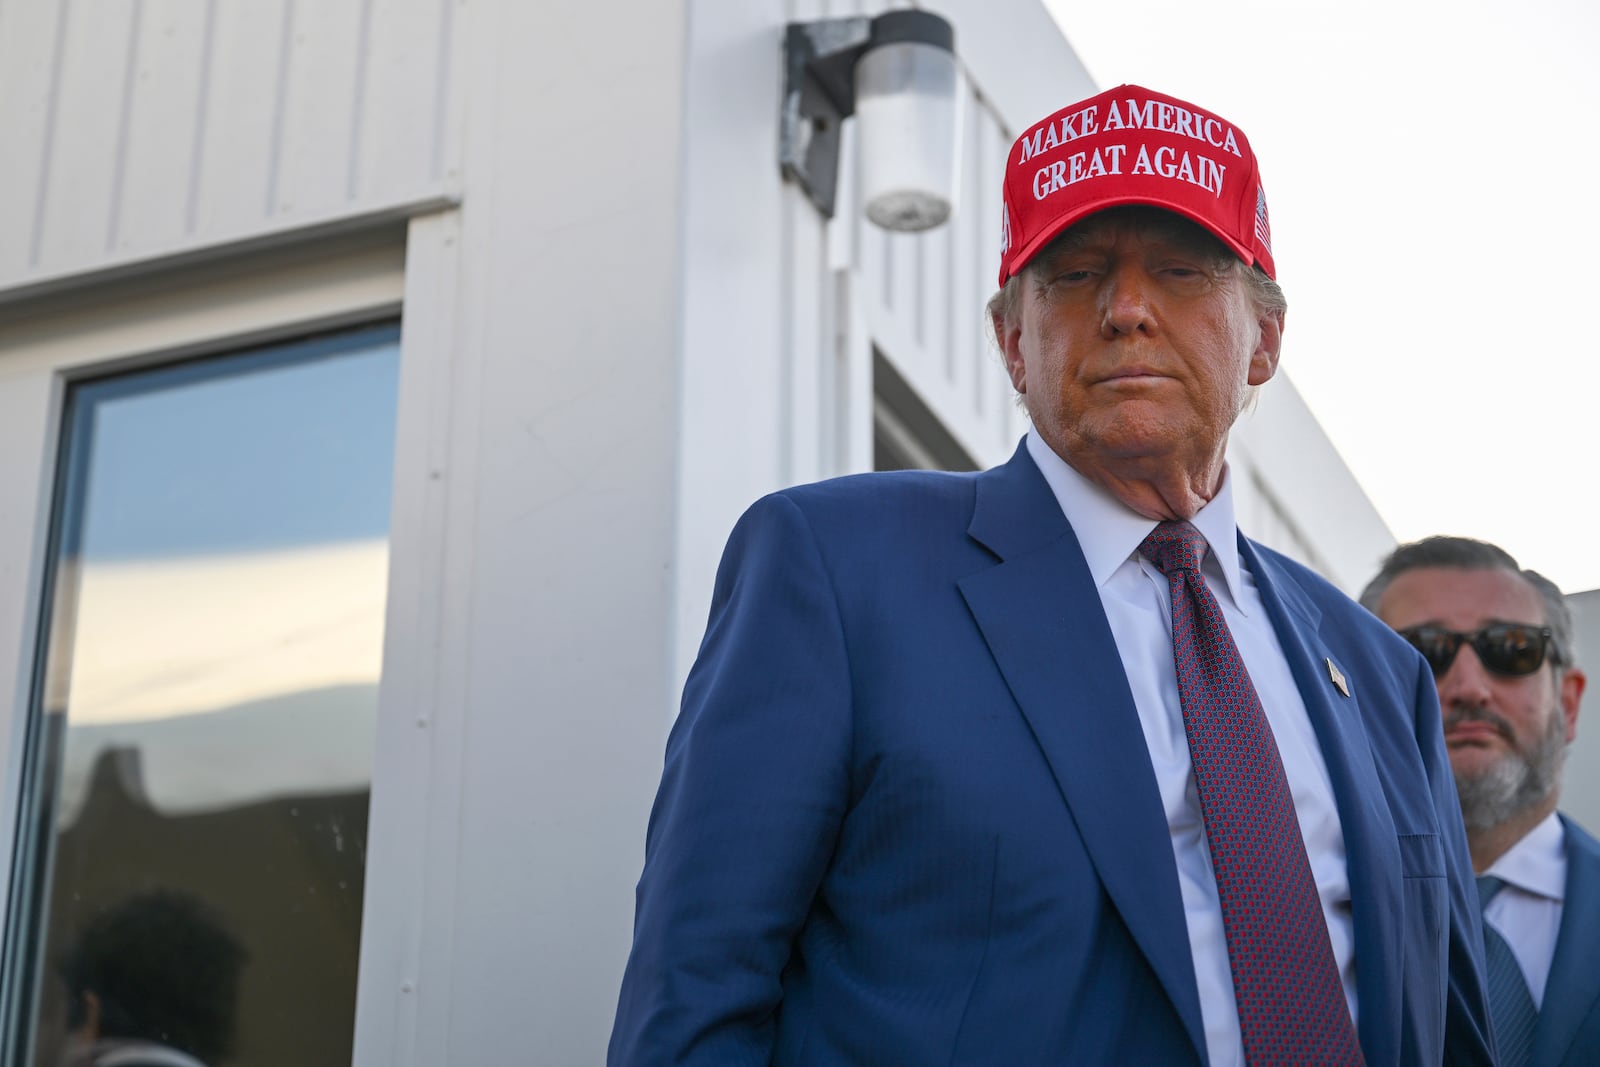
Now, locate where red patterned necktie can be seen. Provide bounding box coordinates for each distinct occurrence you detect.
[1139,520,1364,1066]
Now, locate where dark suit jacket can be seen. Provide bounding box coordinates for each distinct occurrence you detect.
[610,442,1495,1065]
[1532,815,1600,1066]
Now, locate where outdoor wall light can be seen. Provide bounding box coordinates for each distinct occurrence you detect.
[779,10,958,233]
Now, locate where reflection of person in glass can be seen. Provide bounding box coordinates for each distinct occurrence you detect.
[56,890,246,1067]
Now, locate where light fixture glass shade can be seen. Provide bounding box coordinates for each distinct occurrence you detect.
[854,41,958,232]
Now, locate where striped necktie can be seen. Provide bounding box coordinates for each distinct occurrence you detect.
[1477,875,1538,1067]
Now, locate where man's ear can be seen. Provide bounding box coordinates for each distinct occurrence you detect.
[1247,307,1284,387]
[1561,666,1586,744]
[992,308,1027,394]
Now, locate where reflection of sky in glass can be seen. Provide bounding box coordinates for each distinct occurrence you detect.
[73,327,401,562]
[46,323,403,817]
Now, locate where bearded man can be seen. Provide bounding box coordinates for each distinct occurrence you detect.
[1363,536,1599,1067]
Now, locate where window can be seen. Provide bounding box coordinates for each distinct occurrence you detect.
[872,350,978,472]
[5,322,401,1067]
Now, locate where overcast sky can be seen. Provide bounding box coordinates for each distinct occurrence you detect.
[1042,0,1600,594]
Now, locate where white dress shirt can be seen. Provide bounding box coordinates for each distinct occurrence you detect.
[1026,433,1357,1067]
[1482,810,1567,1007]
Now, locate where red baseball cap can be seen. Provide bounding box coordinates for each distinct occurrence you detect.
[998,84,1275,286]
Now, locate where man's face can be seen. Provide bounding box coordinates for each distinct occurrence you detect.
[994,210,1282,477]
[1375,566,1584,828]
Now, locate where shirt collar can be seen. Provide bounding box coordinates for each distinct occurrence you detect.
[1484,810,1567,902]
[1025,432,1247,612]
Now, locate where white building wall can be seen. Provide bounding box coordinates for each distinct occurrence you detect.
[1229,373,1396,595]
[0,0,457,299]
[351,3,693,1062]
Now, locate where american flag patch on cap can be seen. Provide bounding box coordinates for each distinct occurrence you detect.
[1254,185,1272,255]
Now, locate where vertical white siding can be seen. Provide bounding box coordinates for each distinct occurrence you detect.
[779,0,864,482]
[271,1,367,218]
[772,0,1034,478]
[115,0,212,254]
[778,0,834,483]
[855,76,1025,470]
[357,0,458,194]
[782,180,830,486]
[193,0,291,237]
[947,86,981,423]
[29,0,140,272]
[0,1,59,280]
[0,0,456,294]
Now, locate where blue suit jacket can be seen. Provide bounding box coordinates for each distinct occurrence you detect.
[611,443,1495,1065]
[1532,815,1600,1066]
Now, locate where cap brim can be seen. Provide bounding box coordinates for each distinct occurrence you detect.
[1002,194,1258,287]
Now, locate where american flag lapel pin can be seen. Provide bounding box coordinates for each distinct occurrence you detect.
[1326,657,1349,698]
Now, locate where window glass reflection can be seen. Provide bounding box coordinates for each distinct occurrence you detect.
[10,323,401,1067]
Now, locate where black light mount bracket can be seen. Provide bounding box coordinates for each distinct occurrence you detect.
[779,11,955,219]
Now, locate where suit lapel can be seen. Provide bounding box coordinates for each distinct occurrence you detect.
[1239,539,1403,1066]
[1532,817,1600,1066]
[958,445,1207,1062]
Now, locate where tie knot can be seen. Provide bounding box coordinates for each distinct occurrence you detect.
[1139,520,1209,577]
[1476,875,1507,910]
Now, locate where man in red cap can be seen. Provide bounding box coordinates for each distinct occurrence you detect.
[611,85,1495,1066]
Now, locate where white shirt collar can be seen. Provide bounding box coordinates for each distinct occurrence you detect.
[1484,810,1567,902]
[1025,431,1247,612]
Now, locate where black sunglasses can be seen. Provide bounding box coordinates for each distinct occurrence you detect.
[1397,622,1557,678]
